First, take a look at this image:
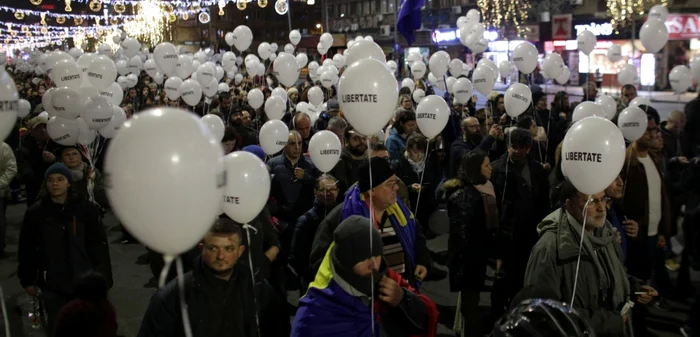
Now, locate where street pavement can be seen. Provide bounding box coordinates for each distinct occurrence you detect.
[0,202,695,336]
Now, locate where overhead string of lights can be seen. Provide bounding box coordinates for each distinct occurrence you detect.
[0,20,125,32]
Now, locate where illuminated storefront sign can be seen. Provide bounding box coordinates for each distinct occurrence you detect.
[574,22,614,37]
[431,29,499,45]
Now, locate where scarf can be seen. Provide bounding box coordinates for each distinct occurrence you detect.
[341,185,418,274]
[405,151,424,176]
[473,180,495,197]
[566,212,631,309]
[69,162,87,182]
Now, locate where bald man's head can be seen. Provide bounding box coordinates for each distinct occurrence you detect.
[461,117,481,137]
[667,110,686,133]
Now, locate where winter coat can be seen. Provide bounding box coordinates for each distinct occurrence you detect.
[17,197,104,295]
[386,128,407,162]
[448,136,496,178]
[290,199,333,288]
[267,154,317,224]
[0,142,17,197]
[17,133,60,203]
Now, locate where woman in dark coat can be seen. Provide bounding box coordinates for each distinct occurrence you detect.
[443,151,502,336]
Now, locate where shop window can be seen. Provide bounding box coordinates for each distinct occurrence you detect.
[363,1,370,15]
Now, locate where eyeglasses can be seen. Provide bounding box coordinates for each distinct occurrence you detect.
[587,196,611,206]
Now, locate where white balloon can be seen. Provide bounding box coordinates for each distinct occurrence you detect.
[512,42,539,74]
[51,86,83,119]
[668,65,692,94]
[82,96,113,129]
[46,116,80,146]
[195,63,215,87]
[180,79,203,106]
[222,51,237,70]
[202,114,226,141]
[153,72,164,85]
[648,4,669,21]
[555,67,571,85]
[274,52,301,87]
[105,107,225,255]
[542,53,564,79]
[247,88,264,109]
[308,86,324,106]
[338,58,398,136]
[428,52,450,78]
[193,51,207,64]
[86,55,117,91]
[52,59,83,89]
[234,73,243,85]
[449,59,464,77]
[222,151,271,223]
[76,117,96,145]
[453,78,473,104]
[498,61,512,78]
[271,87,288,103]
[446,76,457,94]
[46,51,72,75]
[100,82,124,105]
[164,76,183,100]
[125,74,138,88]
[639,19,668,54]
[203,79,218,98]
[127,55,143,75]
[607,45,622,63]
[215,66,225,81]
[218,82,230,93]
[289,30,302,46]
[154,42,178,76]
[259,119,289,155]
[233,25,253,52]
[0,69,18,141]
[629,97,652,109]
[332,53,346,69]
[284,43,295,54]
[401,78,415,92]
[225,32,236,47]
[411,61,427,79]
[617,64,638,86]
[572,101,605,122]
[69,48,83,60]
[18,99,31,118]
[320,33,334,49]
[98,105,127,139]
[317,42,329,56]
[472,66,496,96]
[617,107,648,142]
[121,38,141,58]
[115,59,129,76]
[296,53,308,68]
[504,83,532,118]
[595,95,617,120]
[309,130,342,172]
[415,95,449,138]
[386,60,398,74]
[77,53,96,74]
[689,56,700,83]
[577,30,597,56]
[264,96,286,120]
[412,89,426,103]
[258,42,272,60]
[320,70,335,88]
[175,54,195,79]
[345,40,386,66]
[562,117,626,196]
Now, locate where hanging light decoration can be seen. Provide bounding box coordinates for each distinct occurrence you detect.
[182,12,189,20]
[74,17,84,25]
[40,26,48,34]
[40,12,47,25]
[198,11,210,24]
[21,26,29,33]
[123,0,168,45]
[259,0,268,8]
[3,38,10,45]
[237,0,247,10]
[168,13,177,23]
[14,11,25,20]
[191,2,201,12]
[89,0,101,12]
[218,0,225,15]
[64,0,73,12]
[30,0,43,5]
[56,16,66,24]
[274,0,288,15]
[114,2,126,13]
[10,31,17,37]
[110,17,119,25]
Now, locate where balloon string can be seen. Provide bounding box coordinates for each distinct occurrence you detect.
[158,254,175,288]
[571,196,592,307]
[621,150,632,200]
[412,140,429,218]
[443,74,459,138]
[175,256,194,337]
[243,224,262,337]
[366,137,375,337]
[0,285,10,337]
[501,119,514,207]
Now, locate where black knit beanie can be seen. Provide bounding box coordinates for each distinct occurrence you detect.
[358,157,395,193]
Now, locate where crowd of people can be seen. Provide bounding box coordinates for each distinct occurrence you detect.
[1,60,699,337]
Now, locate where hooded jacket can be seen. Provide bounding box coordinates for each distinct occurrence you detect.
[523,209,631,337]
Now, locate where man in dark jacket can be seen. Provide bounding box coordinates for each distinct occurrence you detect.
[330,126,367,202]
[138,218,273,337]
[17,115,59,204]
[290,175,339,291]
[449,117,500,178]
[490,128,551,317]
[230,103,259,148]
[17,163,103,334]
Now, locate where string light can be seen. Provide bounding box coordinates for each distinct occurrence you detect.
[56,16,66,24]
[40,12,46,25]
[607,0,667,32]
[218,0,225,15]
[0,19,124,32]
[30,0,42,5]
[0,5,202,20]
[123,0,168,45]
[198,11,210,23]
[259,0,267,8]
[14,11,24,20]
[114,2,126,13]
[477,0,531,38]
[65,0,73,12]
[89,0,101,12]
[237,0,247,10]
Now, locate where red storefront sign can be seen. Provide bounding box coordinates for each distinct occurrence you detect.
[665,14,700,40]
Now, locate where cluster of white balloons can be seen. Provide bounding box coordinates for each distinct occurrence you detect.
[457,10,488,54]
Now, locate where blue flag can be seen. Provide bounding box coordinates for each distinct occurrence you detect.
[396,0,423,45]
